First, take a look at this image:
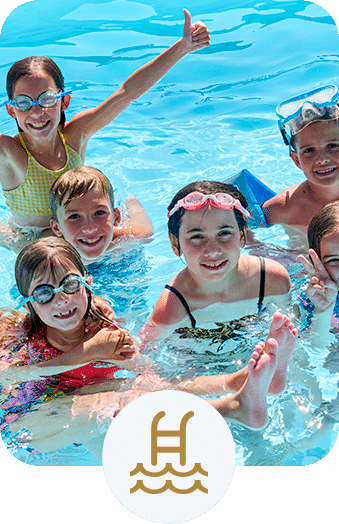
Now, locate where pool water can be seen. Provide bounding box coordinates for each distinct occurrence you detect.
[1,0,339,466]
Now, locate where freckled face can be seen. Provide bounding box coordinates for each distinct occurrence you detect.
[320,229,339,284]
[175,206,245,282]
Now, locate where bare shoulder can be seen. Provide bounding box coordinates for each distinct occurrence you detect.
[150,273,189,326]
[0,134,27,188]
[262,182,306,225]
[263,256,291,295]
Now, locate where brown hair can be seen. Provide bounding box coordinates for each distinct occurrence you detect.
[15,237,114,337]
[50,166,115,221]
[167,180,249,246]
[6,56,66,128]
[308,201,339,257]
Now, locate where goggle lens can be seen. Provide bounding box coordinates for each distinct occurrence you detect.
[23,274,89,307]
[10,90,67,111]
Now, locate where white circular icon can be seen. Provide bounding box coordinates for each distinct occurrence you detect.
[102,390,235,523]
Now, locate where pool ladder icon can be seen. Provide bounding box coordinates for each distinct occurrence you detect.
[130,410,208,494]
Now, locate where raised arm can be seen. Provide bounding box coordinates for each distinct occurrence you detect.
[113,196,154,240]
[66,10,210,143]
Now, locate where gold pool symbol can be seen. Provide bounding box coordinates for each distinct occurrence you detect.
[130,411,208,495]
[151,410,194,466]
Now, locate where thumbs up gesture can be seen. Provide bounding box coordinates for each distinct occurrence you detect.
[182,9,210,51]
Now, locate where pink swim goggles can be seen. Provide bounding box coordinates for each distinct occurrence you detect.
[167,192,250,218]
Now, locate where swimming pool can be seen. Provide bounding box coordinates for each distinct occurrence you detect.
[0,0,339,466]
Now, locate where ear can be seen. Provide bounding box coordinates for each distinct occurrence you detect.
[114,207,121,226]
[169,233,180,257]
[86,276,93,287]
[61,94,71,111]
[5,104,16,119]
[290,150,302,170]
[240,229,246,248]
[50,218,64,237]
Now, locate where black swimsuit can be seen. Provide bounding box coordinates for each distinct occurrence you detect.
[165,256,266,329]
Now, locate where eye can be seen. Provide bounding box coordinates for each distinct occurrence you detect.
[67,213,80,220]
[327,143,339,150]
[219,230,232,238]
[95,209,108,216]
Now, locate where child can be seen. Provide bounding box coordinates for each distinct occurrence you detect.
[0,10,210,246]
[49,166,153,261]
[0,236,139,387]
[139,180,292,349]
[297,201,339,336]
[262,85,339,235]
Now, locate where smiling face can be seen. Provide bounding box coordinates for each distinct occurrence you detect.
[27,263,90,334]
[319,228,339,285]
[6,73,70,139]
[291,120,339,189]
[51,187,117,260]
[171,206,245,282]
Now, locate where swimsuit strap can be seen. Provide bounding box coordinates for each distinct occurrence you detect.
[18,132,32,157]
[165,284,197,328]
[257,256,266,313]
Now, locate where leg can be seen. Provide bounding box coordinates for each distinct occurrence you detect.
[267,312,297,393]
[206,338,278,429]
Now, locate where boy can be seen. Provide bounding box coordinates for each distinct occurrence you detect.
[50,166,153,261]
[262,85,339,236]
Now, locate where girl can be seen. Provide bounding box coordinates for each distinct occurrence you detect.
[0,10,210,244]
[298,201,339,335]
[0,236,137,385]
[139,180,292,350]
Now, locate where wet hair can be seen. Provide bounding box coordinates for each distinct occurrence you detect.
[15,237,114,337]
[167,180,249,249]
[308,201,339,258]
[6,56,67,129]
[50,166,115,221]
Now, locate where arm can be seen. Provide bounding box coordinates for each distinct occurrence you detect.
[113,196,154,240]
[66,10,210,142]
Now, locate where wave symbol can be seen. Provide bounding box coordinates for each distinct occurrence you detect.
[130,462,208,478]
[130,479,208,494]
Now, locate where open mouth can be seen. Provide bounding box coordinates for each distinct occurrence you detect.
[315,167,336,176]
[54,307,77,320]
[28,121,50,131]
[78,236,103,247]
[201,260,227,270]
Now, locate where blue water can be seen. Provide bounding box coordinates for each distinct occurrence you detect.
[0,0,339,465]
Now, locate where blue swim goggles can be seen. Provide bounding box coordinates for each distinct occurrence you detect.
[0,89,71,112]
[16,274,92,310]
[276,85,339,148]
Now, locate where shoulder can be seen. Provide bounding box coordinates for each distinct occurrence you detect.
[150,273,190,326]
[262,182,306,225]
[262,256,291,295]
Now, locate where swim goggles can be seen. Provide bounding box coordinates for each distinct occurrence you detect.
[167,192,250,218]
[16,274,92,309]
[276,85,339,147]
[0,90,71,112]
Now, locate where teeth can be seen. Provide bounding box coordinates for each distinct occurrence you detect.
[55,308,75,319]
[317,167,335,174]
[81,237,101,245]
[30,122,47,129]
[205,261,224,267]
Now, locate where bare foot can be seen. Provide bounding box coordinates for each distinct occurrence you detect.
[210,339,278,429]
[266,312,297,394]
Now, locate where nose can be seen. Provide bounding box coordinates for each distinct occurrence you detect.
[80,217,98,234]
[53,289,70,305]
[203,239,223,256]
[315,149,331,164]
[29,103,44,116]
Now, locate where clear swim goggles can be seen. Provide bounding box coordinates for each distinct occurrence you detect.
[276,85,339,147]
[16,274,91,309]
[167,192,250,218]
[0,90,71,112]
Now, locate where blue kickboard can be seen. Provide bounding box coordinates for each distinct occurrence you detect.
[224,169,276,228]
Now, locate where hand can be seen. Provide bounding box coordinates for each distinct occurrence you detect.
[182,9,210,51]
[298,249,338,312]
[89,325,137,361]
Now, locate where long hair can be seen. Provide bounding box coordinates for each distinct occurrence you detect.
[15,237,115,337]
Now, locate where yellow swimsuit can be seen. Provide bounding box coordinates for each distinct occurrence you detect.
[3,130,83,216]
